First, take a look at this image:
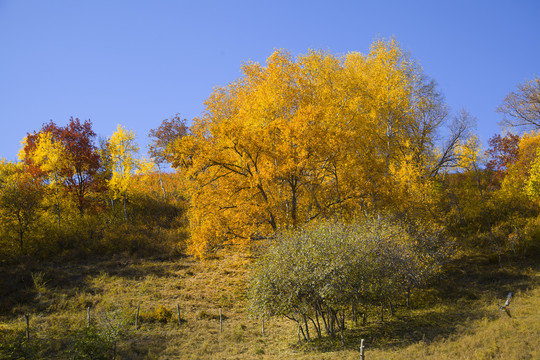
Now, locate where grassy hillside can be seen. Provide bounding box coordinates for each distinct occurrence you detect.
[0,252,538,359]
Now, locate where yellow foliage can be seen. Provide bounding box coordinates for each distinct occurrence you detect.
[526,148,540,201]
[172,40,447,257]
[107,124,148,200]
[455,135,482,171]
[500,131,540,200]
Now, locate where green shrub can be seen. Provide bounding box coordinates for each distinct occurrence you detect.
[68,325,112,360]
[247,217,450,341]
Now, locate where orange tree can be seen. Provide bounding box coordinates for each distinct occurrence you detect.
[167,40,461,258]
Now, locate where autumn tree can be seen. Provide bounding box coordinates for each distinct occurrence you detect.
[498,77,540,130]
[148,114,188,198]
[498,131,540,199]
[0,160,43,256]
[28,131,68,227]
[149,114,188,166]
[486,133,520,185]
[20,117,102,216]
[449,130,535,255]
[167,40,462,257]
[61,118,102,214]
[455,135,501,256]
[107,124,151,223]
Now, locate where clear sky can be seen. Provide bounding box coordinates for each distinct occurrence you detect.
[1,0,538,161]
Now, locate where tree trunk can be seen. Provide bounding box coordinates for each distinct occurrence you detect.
[339,311,345,347]
[19,228,24,256]
[289,177,298,228]
[303,314,310,341]
[16,211,24,256]
[329,310,335,338]
[157,163,166,199]
[298,322,307,341]
[123,193,128,223]
[310,311,322,338]
[318,306,330,336]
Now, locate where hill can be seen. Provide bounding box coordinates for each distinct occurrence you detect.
[0,251,538,359]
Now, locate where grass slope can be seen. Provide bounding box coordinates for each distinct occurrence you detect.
[0,252,538,359]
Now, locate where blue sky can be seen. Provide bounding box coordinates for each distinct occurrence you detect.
[1,0,539,161]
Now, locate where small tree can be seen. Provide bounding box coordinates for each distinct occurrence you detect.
[247,217,446,343]
[107,125,152,223]
[20,117,102,216]
[148,114,189,199]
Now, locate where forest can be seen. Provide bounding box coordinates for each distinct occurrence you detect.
[0,40,539,359]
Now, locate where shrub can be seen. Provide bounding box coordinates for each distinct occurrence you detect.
[68,325,112,360]
[247,217,449,342]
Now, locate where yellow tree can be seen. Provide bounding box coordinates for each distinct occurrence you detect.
[490,131,540,253]
[107,125,152,223]
[0,160,43,256]
[500,131,540,200]
[170,40,455,258]
[21,132,68,228]
[526,148,540,200]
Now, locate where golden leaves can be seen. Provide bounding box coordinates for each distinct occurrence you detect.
[174,40,444,257]
[107,125,152,199]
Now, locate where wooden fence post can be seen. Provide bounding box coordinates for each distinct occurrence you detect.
[136,301,140,329]
[360,338,365,360]
[219,308,223,334]
[177,304,182,328]
[25,314,30,340]
[87,306,90,327]
[262,317,265,337]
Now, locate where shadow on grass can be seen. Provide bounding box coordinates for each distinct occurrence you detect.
[295,253,539,353]
[296,304,494,353]
[0,255,192,316]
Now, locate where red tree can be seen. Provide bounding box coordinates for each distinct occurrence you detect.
[148,114,188,166]
[21,117,103,214]
[486,133,520,183]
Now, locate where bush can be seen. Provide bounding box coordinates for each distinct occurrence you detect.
[68,325,112,360]
[247,217,449,341]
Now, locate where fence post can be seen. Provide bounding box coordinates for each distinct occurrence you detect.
[219,308,223,334]
[87,307,90,327]
[25,314,30,340]
[136,301,140,329]
[360,338,365,360]
[177,304,182,328]
[262,317,265,337]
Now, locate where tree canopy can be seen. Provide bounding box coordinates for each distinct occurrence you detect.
[166,40,460,257]
[498,77,540,130]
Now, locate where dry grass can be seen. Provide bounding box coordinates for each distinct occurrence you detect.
[0,252,538,359]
